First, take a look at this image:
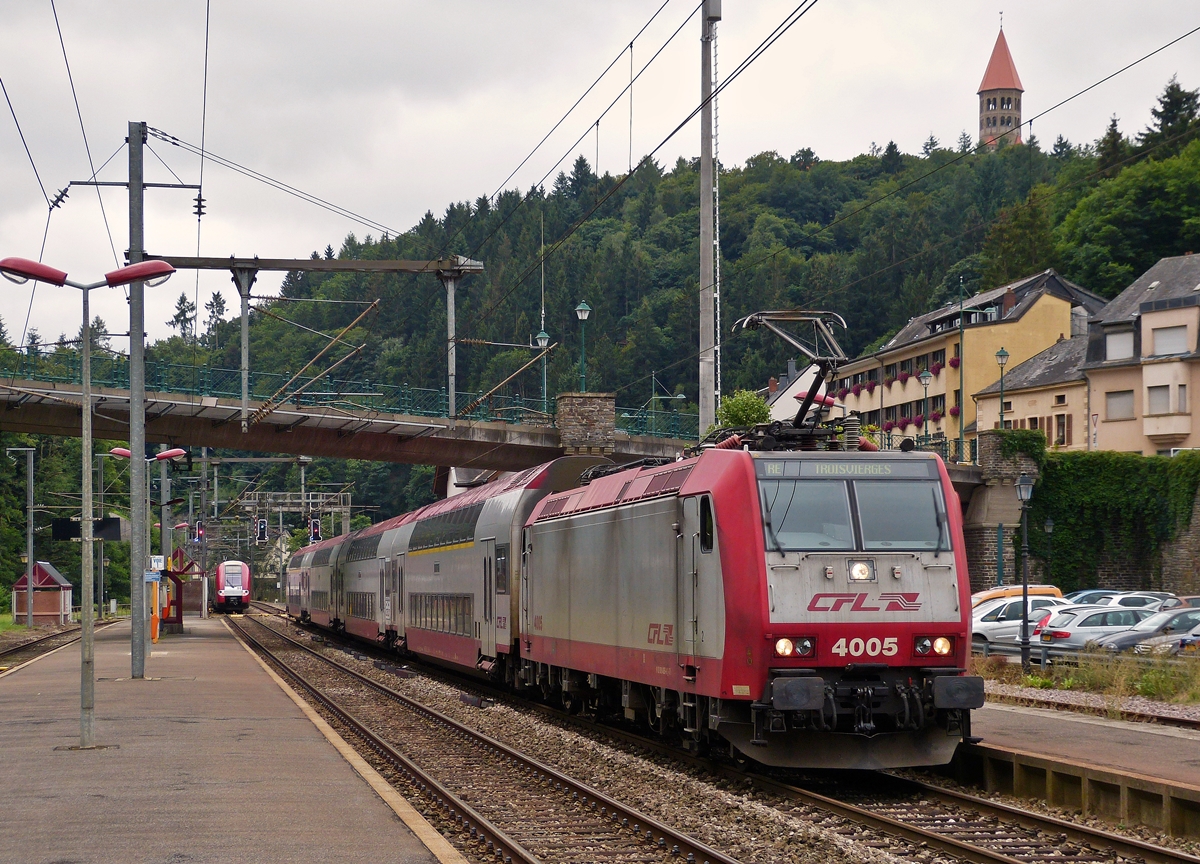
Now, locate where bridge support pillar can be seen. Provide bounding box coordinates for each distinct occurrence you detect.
[962,431,1041,592]
[556,393,616,456]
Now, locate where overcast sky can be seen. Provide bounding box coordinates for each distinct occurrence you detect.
[2,1,1198,348]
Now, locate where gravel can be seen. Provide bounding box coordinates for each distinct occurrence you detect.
[985,680,1200,723]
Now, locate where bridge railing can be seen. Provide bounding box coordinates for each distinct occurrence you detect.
[876,431,978,464]
[0,347,698,439]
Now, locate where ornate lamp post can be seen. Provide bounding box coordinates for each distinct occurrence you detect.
[1016,472,1035,674]
[575,301,591,392]
[918,368,933,442]
[535,329,550,408]
[996,347,1010,429]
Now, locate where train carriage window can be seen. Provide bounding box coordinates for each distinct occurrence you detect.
[495,544,510,594]
[700,497,714,553]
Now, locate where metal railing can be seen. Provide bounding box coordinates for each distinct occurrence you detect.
[876,431,978,464]
[0,347,699,440]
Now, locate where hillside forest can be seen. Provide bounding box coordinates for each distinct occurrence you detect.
[1,77,1199,606]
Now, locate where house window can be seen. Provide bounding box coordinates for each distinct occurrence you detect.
[1105,331,1134,361]
[1055,414,1070,446]
[953,342,960,358]
[954,388,962,407]
[1148,385,1170,415]
[884,363,897,379]
[853,372,866,386]
[932,349,945,366]
[1181,384,1189,414]
[1106,390,1135,420]
[1054,393,1067,406]
[932,394,945,413]
[1002,400,1012,413]
[1152,325,1188,356]
[866,368,879,383]
[1028,417,1040,430]
[884,405,898,423]
[916,354,929,371]
[900,358,913,375]
[865,409,880,427]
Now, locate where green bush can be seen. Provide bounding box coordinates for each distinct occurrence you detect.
[717,390,771,428]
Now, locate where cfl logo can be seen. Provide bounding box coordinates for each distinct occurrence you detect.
[647,623,674,646]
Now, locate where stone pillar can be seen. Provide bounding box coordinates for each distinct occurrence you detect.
[962,431,1041,592]
[556,393,615,456]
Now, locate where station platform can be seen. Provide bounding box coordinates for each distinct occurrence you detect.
[0,616,461,864]
[972,701,1200,786]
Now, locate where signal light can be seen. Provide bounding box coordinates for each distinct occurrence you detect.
[310,516,322,542]
[195,521,205,543]
[256,518,268,544]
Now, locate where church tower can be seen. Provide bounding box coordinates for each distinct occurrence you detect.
[978,28,1023,149]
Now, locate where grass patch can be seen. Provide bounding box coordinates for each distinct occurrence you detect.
[972,651,1200,704]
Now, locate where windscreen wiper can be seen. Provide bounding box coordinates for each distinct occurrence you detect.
[933,487,946,559]
[761,490,784,555]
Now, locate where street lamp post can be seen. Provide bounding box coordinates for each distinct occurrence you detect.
[0,255,174,744]
[918,368,933,442]
[575,301,591,393]
[5,447,34,628]
[1044,517,1055,584]
[1016,472,1035,674]
[996,347,1010,430]
[536,329,549,409]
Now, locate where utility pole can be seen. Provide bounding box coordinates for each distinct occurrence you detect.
[698,0,721,435]
[199,447,209,619]
[233,267,256,433]
[160,449,171,561]
[96,454,105,620]
[445,274,457,421]
[81,274,95,747]
[128,120,148,678]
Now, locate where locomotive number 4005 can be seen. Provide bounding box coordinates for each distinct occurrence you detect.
[830,637,899,657]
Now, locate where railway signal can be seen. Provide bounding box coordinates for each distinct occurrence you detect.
[256,517,268,544]
[310,516,321,542]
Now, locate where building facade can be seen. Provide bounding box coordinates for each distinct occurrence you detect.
[974,336,1089,450]
[1083,254,1200,454]
[979,28,1023,148]
[833,270,1104,458]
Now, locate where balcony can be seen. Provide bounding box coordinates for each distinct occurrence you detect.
[1144,412,1191,445]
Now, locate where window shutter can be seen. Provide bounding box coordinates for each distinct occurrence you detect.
[1066,413,1073,445]
[1019,418,1027,429]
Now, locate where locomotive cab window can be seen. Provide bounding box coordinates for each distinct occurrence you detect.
[700,497,714,553]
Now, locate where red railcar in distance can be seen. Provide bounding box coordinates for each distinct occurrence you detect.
[214,560,251,613]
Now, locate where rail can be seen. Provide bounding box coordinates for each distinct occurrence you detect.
[0,346,699,440]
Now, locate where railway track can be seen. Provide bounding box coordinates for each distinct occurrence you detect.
[0,624,118,671]
[228,613,741,864]
[253,612,1199,864]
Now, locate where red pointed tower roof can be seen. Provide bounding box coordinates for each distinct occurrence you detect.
[978,29,1023,94]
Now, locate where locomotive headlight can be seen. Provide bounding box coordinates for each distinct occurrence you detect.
[774,638,795,657]
[933,636,953,656]
[848,560,875,582]
[914,637,932,655]
[795,637,814,656]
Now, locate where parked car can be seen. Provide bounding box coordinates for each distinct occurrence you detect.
[1176,595,1200,608]
[1132,623,1200,656]
[972,597,1070,645]
[1093,592,1181,611]
[1062,589,1119,605]
[972,584,1063,608]
[1093,607,1200,652]
[1029,605,1152,649]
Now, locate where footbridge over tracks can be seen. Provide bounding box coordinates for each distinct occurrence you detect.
[0,360,694,471]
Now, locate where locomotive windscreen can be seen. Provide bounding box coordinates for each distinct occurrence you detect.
[224,564,243,587]
[757,458,950,553]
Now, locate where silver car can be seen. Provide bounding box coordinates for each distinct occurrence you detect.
[1031,605,1151,649]
[972,597,1070,645]
[1094,592,1182,612]
[1133,622,1200,656]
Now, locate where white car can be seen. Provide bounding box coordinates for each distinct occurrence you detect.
[1093,592,1181,612]
[1029,605,1151,649]
[972,597,1070,645]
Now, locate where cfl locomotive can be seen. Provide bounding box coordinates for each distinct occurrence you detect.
[214,560,252,613]
[286,439,982,769]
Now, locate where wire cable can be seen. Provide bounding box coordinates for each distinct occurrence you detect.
[1,77,50,207]
[50,0,119,267]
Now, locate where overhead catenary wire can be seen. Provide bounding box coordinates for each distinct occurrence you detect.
[2,77,50,208]
[194,0,212,362]
[50,0,119,268]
